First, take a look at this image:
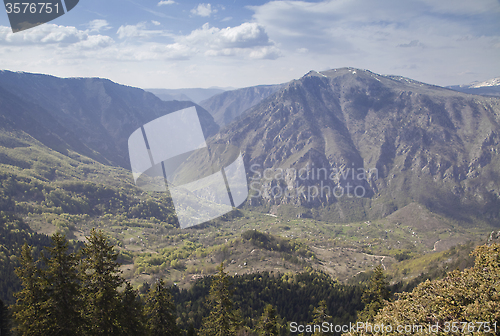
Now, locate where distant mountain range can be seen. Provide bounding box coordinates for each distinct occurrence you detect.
[446,76,500,97]
[0,71,218,168]
[146,76,500,129]
[199,84,286,127]
[145,87,229,104]
[1,69,500,226]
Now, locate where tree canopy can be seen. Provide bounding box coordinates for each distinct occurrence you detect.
[344,243,500,335]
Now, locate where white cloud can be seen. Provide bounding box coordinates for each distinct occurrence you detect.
[419,0,500,15]
[86,19,111,33]
[3,0,499,89]
[203,45,281,59]
[0,24,88,45]
[397,40,424,48]
[249,46,282,60]
[183,22,273,50]
[117,22,171,39]
[109,42,193,61]
[157,0,176,5]
[247,0,500,85]
[71,35,114,50]
[153,21,280,60]
[191,3,215,17]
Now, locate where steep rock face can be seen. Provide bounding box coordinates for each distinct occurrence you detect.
[0,71,218,168]
[200,84,285,126]
[210,68,500,223]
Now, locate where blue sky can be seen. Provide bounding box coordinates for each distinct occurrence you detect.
[0,0,499,89]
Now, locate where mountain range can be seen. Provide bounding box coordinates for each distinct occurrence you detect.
[2,67,500,309]
[1,68,500,228]
[0,71,219,168]
[146,87,228,104]
[205,68,500,225]
[446,77,500,97]
[199,84,285,127]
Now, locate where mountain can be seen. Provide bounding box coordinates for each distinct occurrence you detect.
[146,87,228,103]
[207,68,500,225]
[2,68,500,308]
[2,68,499,226]
[145,89,192,102]
[447,76,500,97]
[199,84,285,126]
[0,71,219,168]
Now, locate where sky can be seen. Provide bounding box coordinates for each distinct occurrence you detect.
[0,0,499,89]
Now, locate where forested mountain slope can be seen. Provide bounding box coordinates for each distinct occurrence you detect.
[0,71,218,168]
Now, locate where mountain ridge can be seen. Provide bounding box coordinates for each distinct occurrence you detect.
[0,70,219,168]
[199,84,285,126]
[207,67,500,225]
[1,68,500,226]
[446,76,500,97]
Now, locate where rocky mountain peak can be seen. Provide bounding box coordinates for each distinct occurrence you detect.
[208,68,500,224]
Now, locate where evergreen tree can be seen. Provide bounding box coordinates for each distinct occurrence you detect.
[119,282,146,336]
[358,265,390,322]
[144,279,179,336]
[0,298,9,336]
[345,243,500,336]
[12,243,47,336]
[256,304,279,336]
[80,229,124,336]
[312,300,332,335]
[40,233,81,336]
[187,324,197,336]
[199,263,239,336]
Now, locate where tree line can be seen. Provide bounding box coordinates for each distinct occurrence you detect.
[345,242,500,336]
[1,229,366,336]
[6,230,180,336]
[4,227,499,336]
[0,211,52,305]
[4,230,347,336]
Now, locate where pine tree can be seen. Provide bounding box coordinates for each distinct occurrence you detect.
[13,243,46,336]
[256,304,279,336]
[358,265,390,322]
[40,233,81,336]
[0,298,9,336]
[311,300,332,335]
[199,263,239,336]
[187,324,197,336]
[12,243,47,336]
[80,229,124,336]
[119,282,146,336]
[144,279,179,336]
[344,243,500,336]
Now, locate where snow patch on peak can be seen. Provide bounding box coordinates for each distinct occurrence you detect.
[469,77,500,88]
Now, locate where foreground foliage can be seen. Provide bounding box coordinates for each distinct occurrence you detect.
[0,212,51,305]
[145,279,179,336]
[11,231,161,336]
[345,243,500,335]
[8,231,366,336]
[199,263,240,336]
